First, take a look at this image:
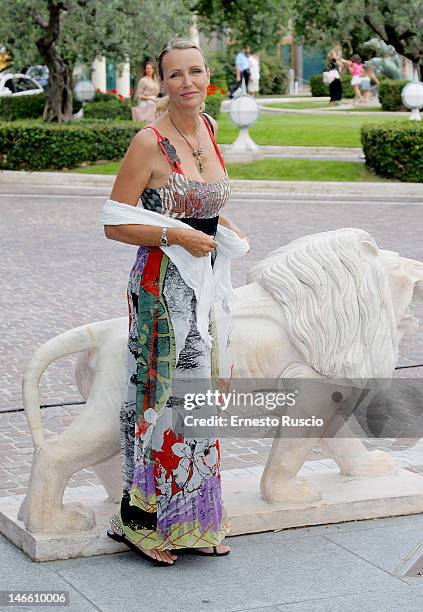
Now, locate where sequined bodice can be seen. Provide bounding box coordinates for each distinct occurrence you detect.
[139,115,230,236]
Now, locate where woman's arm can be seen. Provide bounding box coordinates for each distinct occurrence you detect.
[339,58,352,72]
[218,214,250,245]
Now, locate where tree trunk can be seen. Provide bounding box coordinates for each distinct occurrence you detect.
[42,57,73,123]
[31,1,73,123]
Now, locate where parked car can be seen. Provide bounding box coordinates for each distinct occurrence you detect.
[25,65,49,89]
[0,72,44,97]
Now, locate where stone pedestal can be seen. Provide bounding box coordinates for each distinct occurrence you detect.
[224,465,423,535]
[2,463,423,561]
[222,127,264,164]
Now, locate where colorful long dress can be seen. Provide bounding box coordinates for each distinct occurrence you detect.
[111,114,232,550]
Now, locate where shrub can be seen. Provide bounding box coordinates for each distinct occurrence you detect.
[205,91,223,119]
[0,119,140,170]
[310,74,327,97]
[361,121,423,182]
[259,52,288,95]
[0,92,46,120]
[82,98,132,120]
[0,92,83,120]
[206,52,229,90]
[93,90,119,102]
[378,79,409,111]
[310,73,354,98]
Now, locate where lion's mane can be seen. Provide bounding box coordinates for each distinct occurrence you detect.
[247,228,398,379]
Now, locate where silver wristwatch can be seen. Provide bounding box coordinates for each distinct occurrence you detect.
[160,227,169,247]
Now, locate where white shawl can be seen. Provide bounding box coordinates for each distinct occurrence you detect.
[101,199,249,351]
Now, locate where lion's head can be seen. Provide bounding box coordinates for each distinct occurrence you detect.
[246,228,412,379]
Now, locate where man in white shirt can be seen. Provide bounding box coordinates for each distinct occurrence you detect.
[229,45,251,98]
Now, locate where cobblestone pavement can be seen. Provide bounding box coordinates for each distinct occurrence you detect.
[1,178,423,498]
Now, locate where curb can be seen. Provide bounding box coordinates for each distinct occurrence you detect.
[219,144,364,160]
[1,170,423,199]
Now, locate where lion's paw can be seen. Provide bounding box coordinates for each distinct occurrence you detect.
[27,502,96,534]
[58,502,96,532]
[261,476,321,504]
[340,449,398,478]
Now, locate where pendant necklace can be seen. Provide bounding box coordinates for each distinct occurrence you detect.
[169,112,204,174]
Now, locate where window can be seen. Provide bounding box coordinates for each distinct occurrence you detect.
[13,77,39,92]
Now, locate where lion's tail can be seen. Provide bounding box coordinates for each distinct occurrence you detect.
[22,323,98,450]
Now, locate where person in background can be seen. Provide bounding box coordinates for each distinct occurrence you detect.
[229,45,250,98]
[247,51,260,96]
[326,48,343,105]
[360,62,380,103]
[341,54,364,104]
[132,61,160,122]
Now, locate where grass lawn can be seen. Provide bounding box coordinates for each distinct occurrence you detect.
[263,101,333,110]
[264,101,382,112]
[340,106,382,112]
[72,159,386,182]
[215,112,400,147]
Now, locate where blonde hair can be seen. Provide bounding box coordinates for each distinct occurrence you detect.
[155,38,209,117]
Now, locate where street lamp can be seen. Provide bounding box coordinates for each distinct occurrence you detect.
[401,69,423,121]
[73,78,96,119]
[224,91,262,163]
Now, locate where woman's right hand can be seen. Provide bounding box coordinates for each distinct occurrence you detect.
[169,228,218,257]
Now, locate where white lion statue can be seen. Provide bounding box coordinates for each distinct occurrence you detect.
[18,228,423,533]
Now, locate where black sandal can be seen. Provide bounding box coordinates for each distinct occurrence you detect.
[107,522,176,567]
[176,545,231,557]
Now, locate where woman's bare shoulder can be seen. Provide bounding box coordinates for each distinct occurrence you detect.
[109,127,159,204]
[130,126,158,153]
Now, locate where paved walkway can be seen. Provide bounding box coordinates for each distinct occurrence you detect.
[221,95,408,117]
[2,513,423,610]
[218,144,365,162]
[2,172,423,610]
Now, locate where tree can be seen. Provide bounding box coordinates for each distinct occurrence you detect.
[292,0,423,75]
[191,0,290,52]
[0,0,192,122]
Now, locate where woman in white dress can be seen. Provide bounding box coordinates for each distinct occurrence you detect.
[132,61,161,122]
[247,52,260,96]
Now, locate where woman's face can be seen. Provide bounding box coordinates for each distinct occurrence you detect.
[145,63,154,77]
[161,48,210,110]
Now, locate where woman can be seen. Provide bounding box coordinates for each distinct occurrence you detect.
[341,54,363,104]
[360,62,380,104]
[103,38,249,566]
[247,51,260,96]
[326,48,342,105]
[132,61,160,122]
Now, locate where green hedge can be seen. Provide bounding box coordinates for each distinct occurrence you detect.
[207,51,229,90]
[0,120,139,170]
[92,91,120,102]
[82,98,132,120]
[361,121,423,182]
[0,92,83,121]
[378,79,408,111]
[310,74,354,98]
[259,53,288,95]
[205,93,223,119]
